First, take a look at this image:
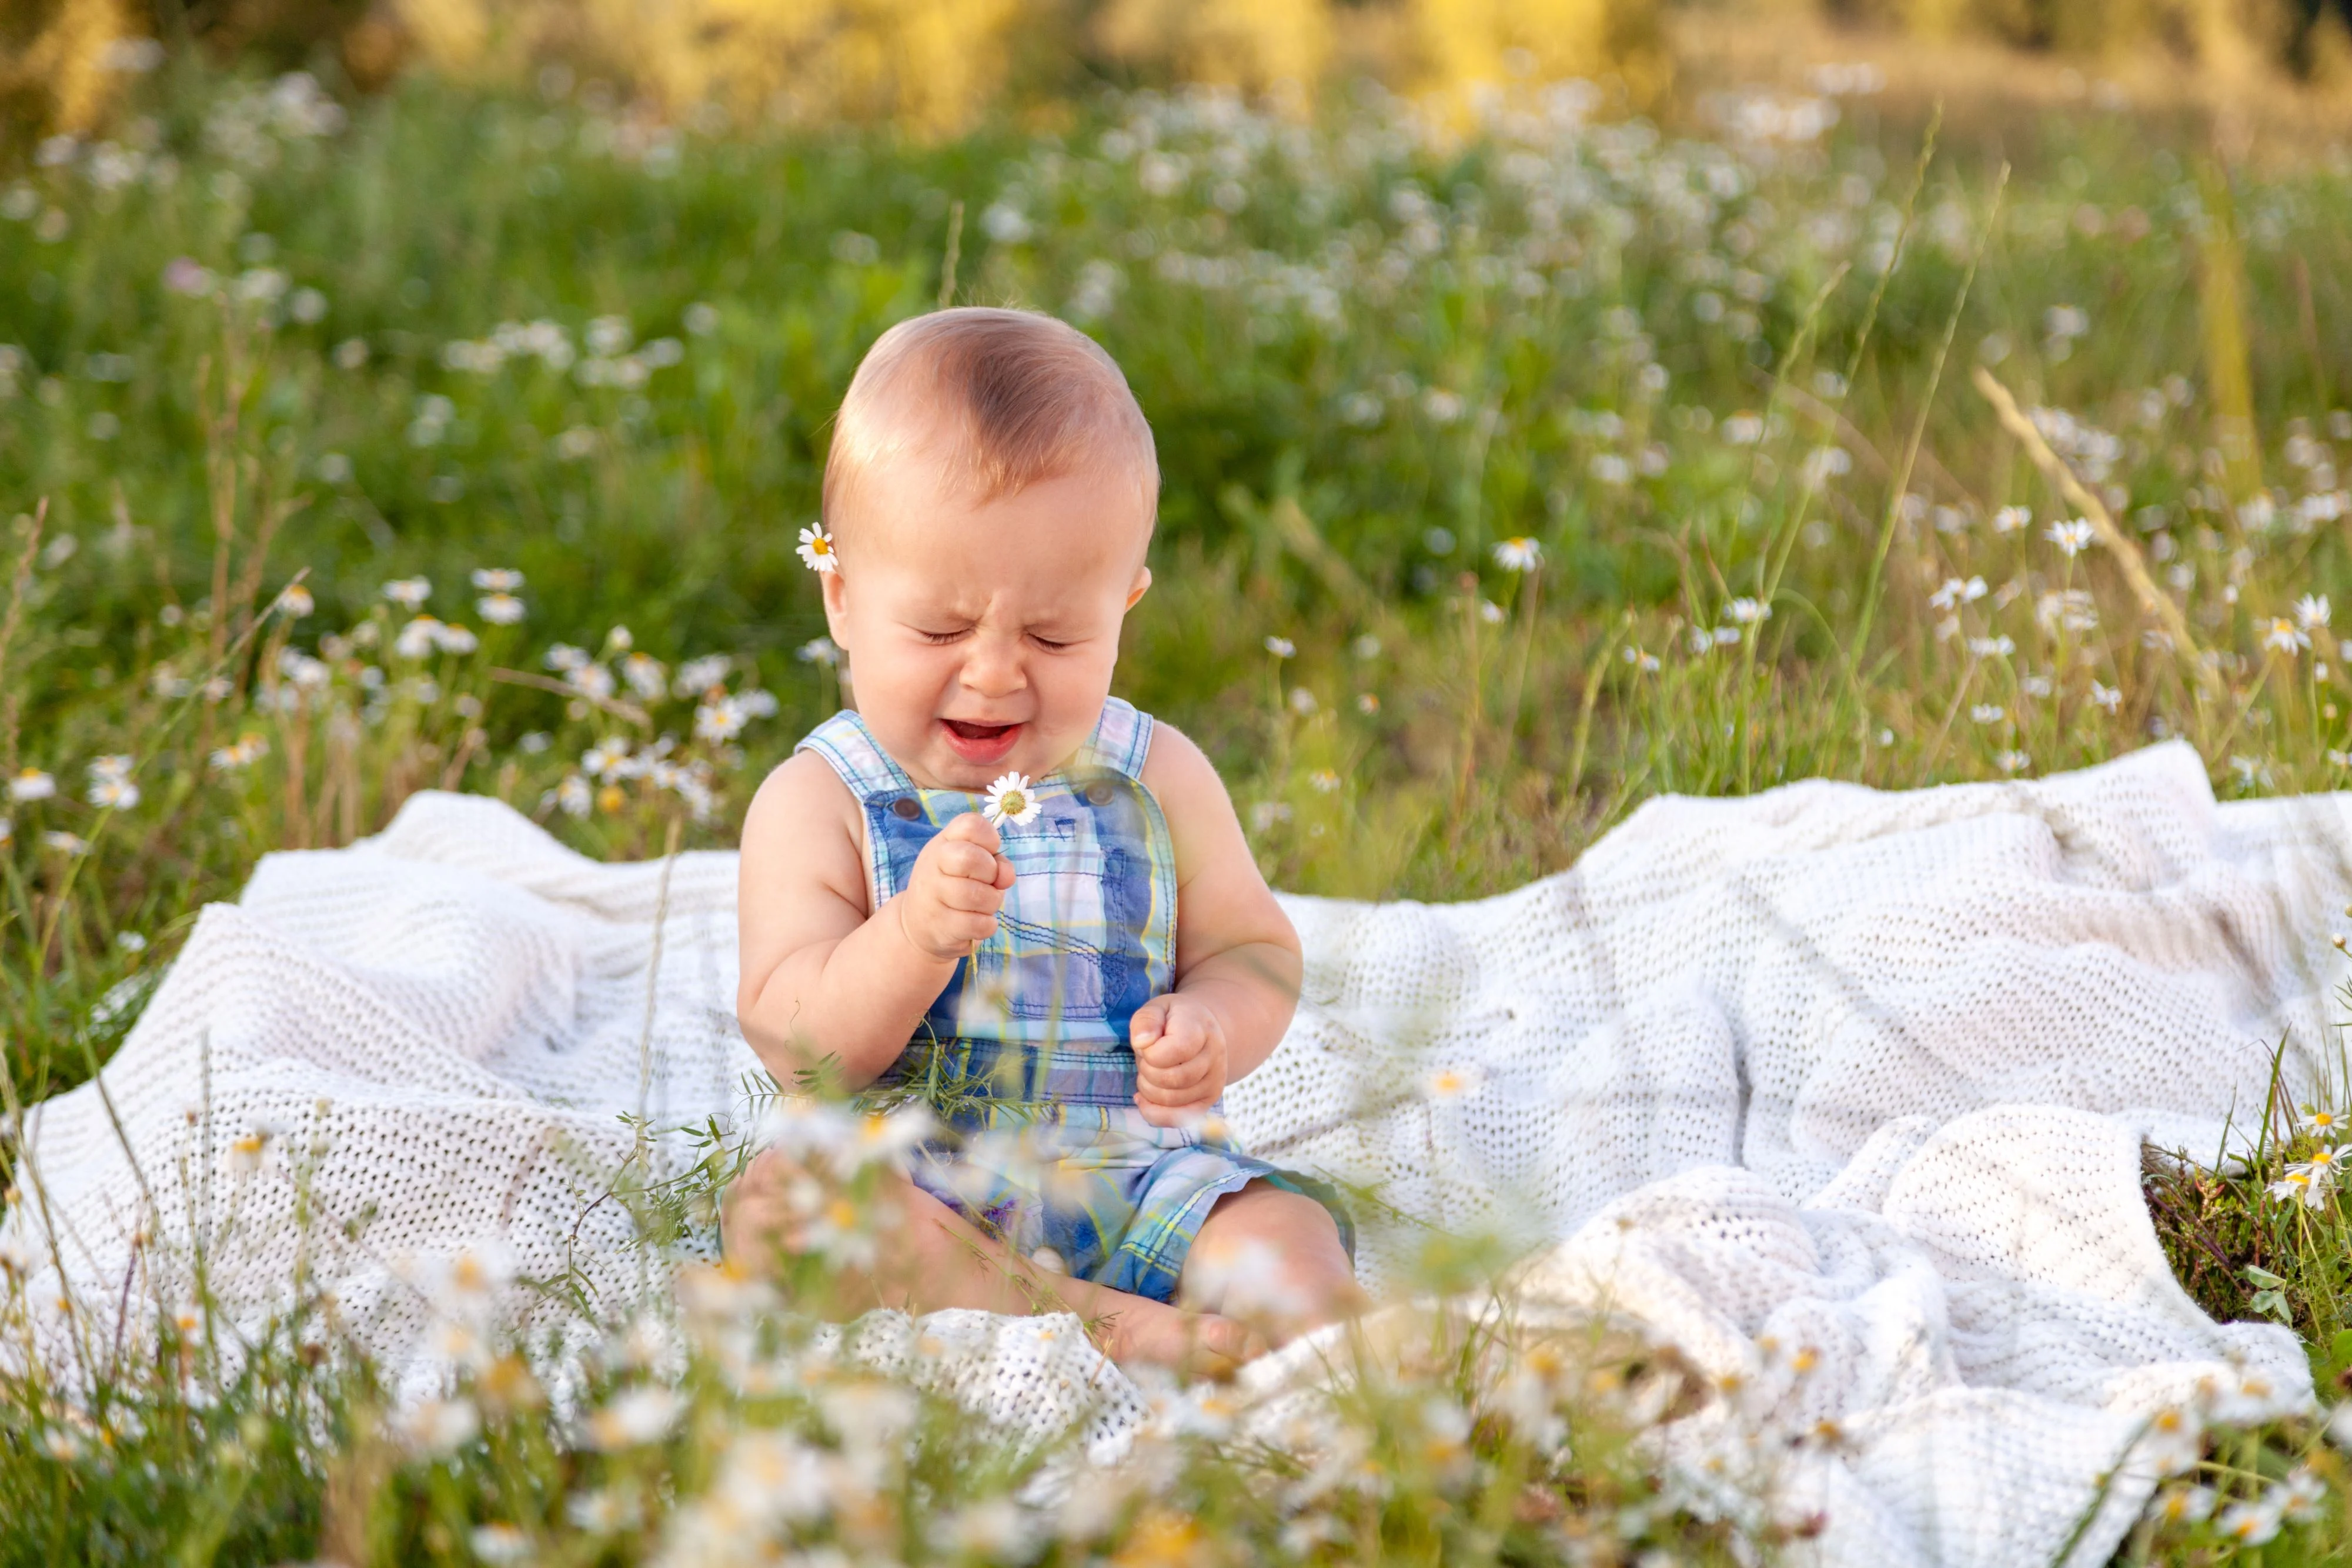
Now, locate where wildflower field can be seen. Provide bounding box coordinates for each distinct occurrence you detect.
[15,49,2352,1566]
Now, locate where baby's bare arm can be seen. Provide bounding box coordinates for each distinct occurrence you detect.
[1137,724,1302,1089]
[736,753,1011,1088]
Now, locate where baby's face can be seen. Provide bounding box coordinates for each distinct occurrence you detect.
[821,455,1154,792]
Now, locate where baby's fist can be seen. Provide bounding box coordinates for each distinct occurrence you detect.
[1130,994,1227,1129]
[896,811,1015,962]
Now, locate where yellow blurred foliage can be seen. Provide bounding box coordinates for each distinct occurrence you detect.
[4,0,2334,148]
[1385,0,1670,108]
[1093,0,1333,94]
[390,0,1024,134]
[1,0,136,139]
[1879,0,2290,81]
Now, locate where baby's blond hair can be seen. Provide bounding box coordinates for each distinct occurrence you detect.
[822,307,1158,539]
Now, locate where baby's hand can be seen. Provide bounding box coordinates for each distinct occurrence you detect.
[1130,994,1227,1129]
[896,813,1015,962]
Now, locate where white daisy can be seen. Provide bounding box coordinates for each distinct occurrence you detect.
[1929,576,1987,611]
[983,771,1040,827]
[2304,1106,2346,1141]
[2298,594,2333,632]
[2278,1466,2327,1522]
[2044,518,2095,557]
[586,1386,682,1450]
[392,616,443,660]
[1492,537,1542,573]
[2216,1500,2281,1546]
[476,591,524,624]
[582,738,633,780]
[797,522,837,574]
[2265,617,2311,656]
[9,767,55,803]
[694,695,748,743]
[2270,1169,2327,1208]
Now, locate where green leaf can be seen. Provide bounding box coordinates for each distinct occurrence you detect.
[2250,1288,2293,1324]
[2246,1264,2290,1289]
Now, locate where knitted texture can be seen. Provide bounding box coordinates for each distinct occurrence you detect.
[4,740,2341,1564]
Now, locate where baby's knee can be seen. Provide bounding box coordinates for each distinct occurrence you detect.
[1183,1183,1358,1322]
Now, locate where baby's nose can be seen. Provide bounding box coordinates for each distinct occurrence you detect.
[961,638,1027,697]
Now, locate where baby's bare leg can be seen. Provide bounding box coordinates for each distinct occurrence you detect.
[723,1149,1263,1376]
[1180,1181,1364,1344]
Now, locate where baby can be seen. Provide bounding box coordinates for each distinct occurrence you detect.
[726,306,1359,1371]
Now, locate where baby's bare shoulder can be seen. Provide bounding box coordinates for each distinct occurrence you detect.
[741,751,868,908]
[1136,717,1297,962]
[1137,719,1226,807]
[1136,720,1246,882]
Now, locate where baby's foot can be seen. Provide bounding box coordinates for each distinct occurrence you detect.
[1097,1298,1267,1380]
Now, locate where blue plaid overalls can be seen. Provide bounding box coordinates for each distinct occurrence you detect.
[796,697,1349,1303]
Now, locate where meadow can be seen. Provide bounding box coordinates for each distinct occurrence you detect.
[12,50,2352,1564]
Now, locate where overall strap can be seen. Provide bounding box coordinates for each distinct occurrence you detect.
[1075,696,1155,781]
[795,710,915,798]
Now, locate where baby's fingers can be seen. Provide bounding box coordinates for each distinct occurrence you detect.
[1138,1059,1217,1106]
[924,838,1005,887]
[931,875,1007,915]
[1132,1085,1217,1128]
[939,810,1004,857]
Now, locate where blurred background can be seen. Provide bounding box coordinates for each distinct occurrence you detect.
[13,0,2352,149]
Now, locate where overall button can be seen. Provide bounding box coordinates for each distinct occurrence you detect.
[1084,781,1116,806]
[890,797,922,820]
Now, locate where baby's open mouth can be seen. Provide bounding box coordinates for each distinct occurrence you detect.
[941,718,1023,763]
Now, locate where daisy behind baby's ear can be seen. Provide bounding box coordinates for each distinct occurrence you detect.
[798,523,837,573]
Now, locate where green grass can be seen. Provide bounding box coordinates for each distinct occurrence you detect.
[12,57,2352,1563]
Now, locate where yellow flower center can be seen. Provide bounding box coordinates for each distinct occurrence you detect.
[1000,790,1026,814]
[810,535,831,555]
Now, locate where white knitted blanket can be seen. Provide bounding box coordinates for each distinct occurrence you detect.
[5,740,2342,1566]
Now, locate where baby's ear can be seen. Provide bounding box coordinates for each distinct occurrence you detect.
[820,565,852,641]
[1124,564,1153,610]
